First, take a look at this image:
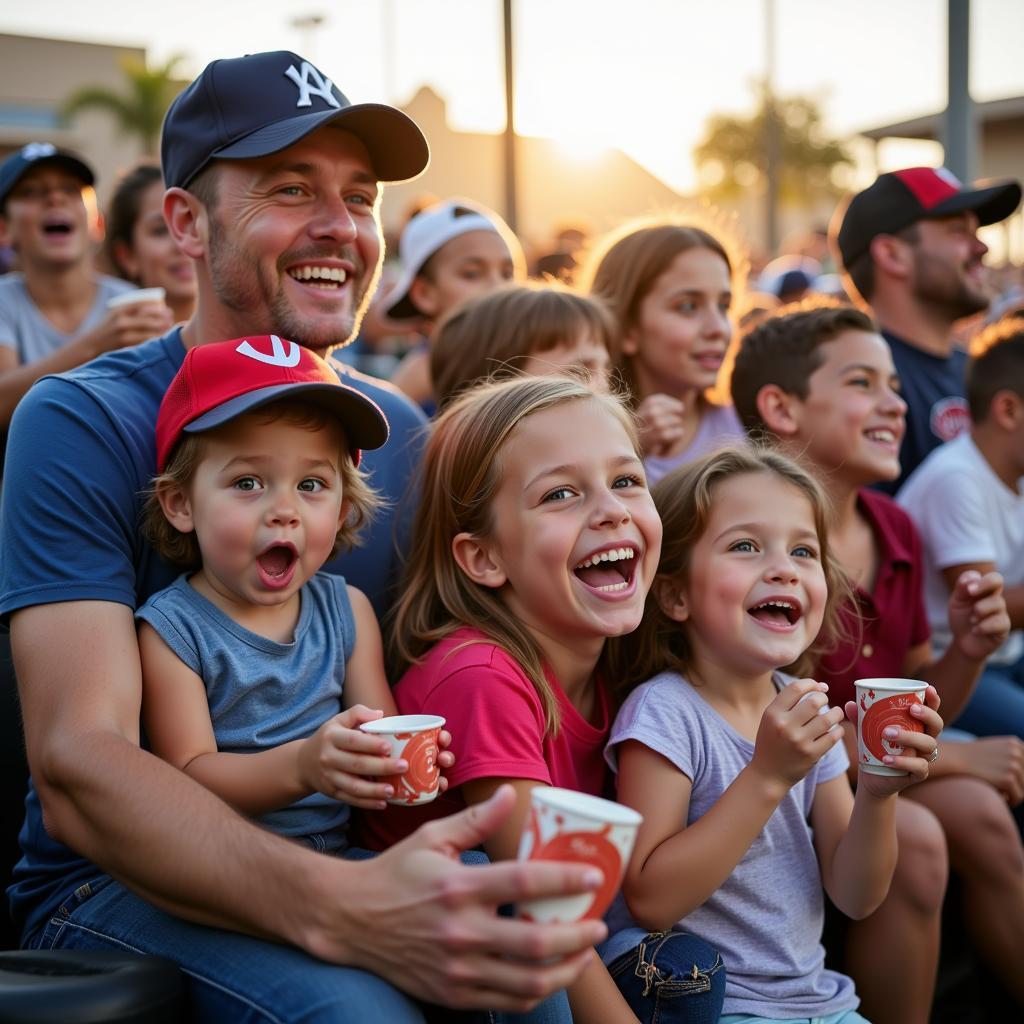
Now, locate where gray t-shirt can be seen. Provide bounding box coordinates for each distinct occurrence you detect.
[606,670,857,1019]
[136,571,357,847]
[0,272,134,365]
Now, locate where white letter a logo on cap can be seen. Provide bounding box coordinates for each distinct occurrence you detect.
[285,62,341,109]
[236,335,301,367]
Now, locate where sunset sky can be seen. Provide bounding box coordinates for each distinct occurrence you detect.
[2,0,1022,193]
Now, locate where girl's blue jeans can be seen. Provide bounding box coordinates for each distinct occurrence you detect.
[600,926,726,1023]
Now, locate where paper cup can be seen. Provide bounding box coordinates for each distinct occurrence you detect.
[359,715,445,805]
[516,787,642,924]
[107,287,166,310]
[856,678,926,776]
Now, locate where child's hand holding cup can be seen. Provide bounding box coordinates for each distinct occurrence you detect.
[855,677,928,776]
[516,787,642,923]
[358,714,445,805]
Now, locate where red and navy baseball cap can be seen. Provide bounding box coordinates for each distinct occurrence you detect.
[834,166,1021,268]
[161,50,429,190]
[156,336,389,472]
[0,143,95,211]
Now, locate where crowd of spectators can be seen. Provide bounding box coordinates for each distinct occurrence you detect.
[1,47,1022,1024]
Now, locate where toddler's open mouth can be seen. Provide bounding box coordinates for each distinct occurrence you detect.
[256,543,298,588]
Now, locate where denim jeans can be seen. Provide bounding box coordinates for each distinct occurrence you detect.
[719,1012,868,1024]
[27,872,570,1023]
[601,927,725,1024]
[952,649,1024,740]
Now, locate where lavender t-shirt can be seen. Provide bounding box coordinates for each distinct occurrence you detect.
[643,402,746,485]
[605,670,858,1020]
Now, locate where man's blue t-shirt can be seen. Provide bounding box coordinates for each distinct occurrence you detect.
[879,329,969,495]
[0,327,426,942]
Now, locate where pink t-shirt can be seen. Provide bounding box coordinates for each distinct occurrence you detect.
[359,627,612,851]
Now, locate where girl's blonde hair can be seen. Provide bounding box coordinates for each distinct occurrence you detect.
[141,400,381,568]
[606,445,851,697]
[429,281,617,410]
[388,375,640,735]
[580,216,742,407]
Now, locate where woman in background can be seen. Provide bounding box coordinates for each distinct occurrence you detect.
[104,162,196,324]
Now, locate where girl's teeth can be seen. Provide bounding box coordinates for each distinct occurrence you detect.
[595,580,629,593]
[575,547,634,569]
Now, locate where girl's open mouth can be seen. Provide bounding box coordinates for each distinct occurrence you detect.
[572,545,638,594]
[256,543,298,590]
[747,598,802,629]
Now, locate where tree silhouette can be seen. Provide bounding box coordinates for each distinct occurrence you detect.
[694,83,853,204]
[62,54,187,155]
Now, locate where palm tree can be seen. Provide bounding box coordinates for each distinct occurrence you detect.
[694,83,853,205]
[62,54,187,155]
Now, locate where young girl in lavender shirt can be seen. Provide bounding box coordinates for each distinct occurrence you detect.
[603,447,943,1024]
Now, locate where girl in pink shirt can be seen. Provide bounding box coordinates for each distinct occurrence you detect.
[364,376,720,1023]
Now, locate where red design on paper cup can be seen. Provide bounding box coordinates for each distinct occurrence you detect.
[519,807,622,921]
[382,729,439,804]
[861,693,924,761]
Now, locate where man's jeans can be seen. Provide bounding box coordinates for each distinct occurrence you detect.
[27,872,570,1023]
[952,648,1024,740]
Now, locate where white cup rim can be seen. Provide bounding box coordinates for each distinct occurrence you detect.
[107,287,166,309]
[532,786,642,827]
[359,714,446,735]
[854,678,927,692]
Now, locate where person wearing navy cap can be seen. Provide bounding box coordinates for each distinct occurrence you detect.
[831,166,1022,491]
[0,52,596,1022]
[0,142,173,428]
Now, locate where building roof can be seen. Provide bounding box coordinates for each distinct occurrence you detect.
[859,94,1024,141]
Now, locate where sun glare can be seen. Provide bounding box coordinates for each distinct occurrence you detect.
[554,132,610,163]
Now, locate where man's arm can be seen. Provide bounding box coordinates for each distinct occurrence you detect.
[0,301,172,427]
[15,600,602,1010]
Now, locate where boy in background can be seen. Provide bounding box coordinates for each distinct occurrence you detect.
[731,301,1021,1020]
[898,317,1024,743]
[385,197,524,414]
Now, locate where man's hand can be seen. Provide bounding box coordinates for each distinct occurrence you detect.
[948,569,1010,661]
[328,785,607,1011]
[80,300,174,356]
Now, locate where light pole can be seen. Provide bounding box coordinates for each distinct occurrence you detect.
[943,0,975,182]
[763,0,780,255]
[502,0,518,234]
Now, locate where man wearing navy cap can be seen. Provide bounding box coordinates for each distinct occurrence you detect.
[0,143,172,428]
[831,166,1021,491]
[0,52,597,1022]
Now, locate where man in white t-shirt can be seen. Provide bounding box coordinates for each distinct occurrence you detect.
[0,143,172,427]
[899,317,1024,740]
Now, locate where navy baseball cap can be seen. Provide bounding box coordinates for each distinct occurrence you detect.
[161,51,429,190]
[834,166,1022,268]
[0,143,95,210]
